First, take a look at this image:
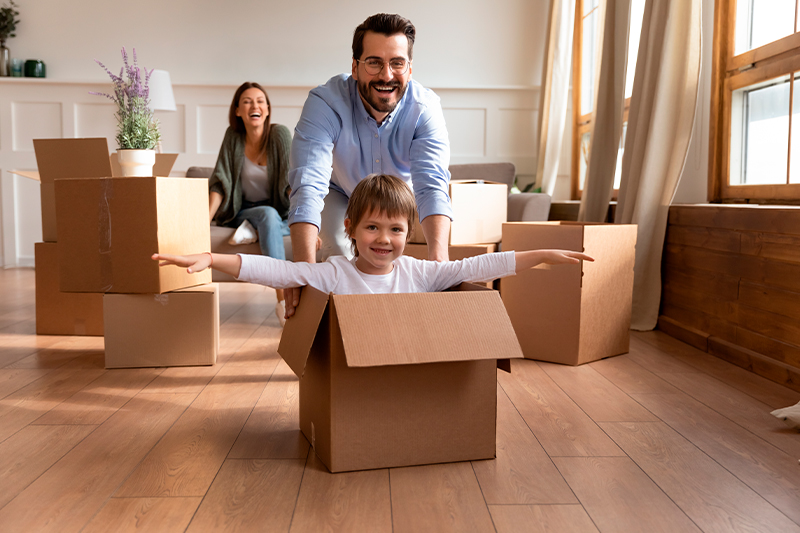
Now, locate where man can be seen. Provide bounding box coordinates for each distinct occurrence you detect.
[285,13,452,318]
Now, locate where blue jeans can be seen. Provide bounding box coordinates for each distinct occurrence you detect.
[225,201,290,260]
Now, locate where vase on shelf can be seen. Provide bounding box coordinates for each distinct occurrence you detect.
[0,44,9,77]
[116,149,156,177]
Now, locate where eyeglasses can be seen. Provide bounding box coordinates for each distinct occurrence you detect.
[357,58,411,76]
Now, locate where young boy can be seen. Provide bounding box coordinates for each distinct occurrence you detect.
[153,174,593,306]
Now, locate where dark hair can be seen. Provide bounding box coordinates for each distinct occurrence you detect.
[352,13,415,61]
[228,82,272,154]
[345,174,418,257]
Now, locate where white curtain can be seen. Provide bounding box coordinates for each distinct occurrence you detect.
[615,0,702,330]
[536,0,576,196]
[578,0,632,222]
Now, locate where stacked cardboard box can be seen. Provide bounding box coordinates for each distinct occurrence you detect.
[278,283,524,472]
[26,138,218,368]
[409,180,508,245]
[500,222,637,365]
[407,180,507,282]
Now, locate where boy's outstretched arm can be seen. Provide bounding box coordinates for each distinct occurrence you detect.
[514,249,594,273]
[151,252,242,278]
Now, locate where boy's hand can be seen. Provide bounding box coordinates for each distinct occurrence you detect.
[152,252,212,274]
[514,249,594,273]
[538,250,595,265]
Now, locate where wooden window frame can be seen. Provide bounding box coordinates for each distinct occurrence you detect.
[570,0,628,201]
[709,0,800,203]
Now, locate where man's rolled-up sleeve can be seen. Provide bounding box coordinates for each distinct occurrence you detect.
[288,93,341,229]
[410,98,452,222]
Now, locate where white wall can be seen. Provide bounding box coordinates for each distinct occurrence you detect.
[8,0,547,88]
[0,0,551,268]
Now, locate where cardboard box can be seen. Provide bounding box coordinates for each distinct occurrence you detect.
[410,180,507,245]
[500,222,637,365]
[34,242,104,336]
[55,176,211,294]
[16,138,178,242]
[277,284,524,473]
[103,284,219,368]
[404,243,497,288]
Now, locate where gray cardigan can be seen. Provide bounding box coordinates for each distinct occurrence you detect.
[208,124,292,226]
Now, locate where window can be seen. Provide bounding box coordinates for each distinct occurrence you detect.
[571,0,646,199]
[710,0,800,201]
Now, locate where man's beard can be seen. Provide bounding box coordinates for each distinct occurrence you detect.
[357,79,408,115]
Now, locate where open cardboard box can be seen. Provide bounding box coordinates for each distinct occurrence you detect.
[410,180,507,245]
[277,283,523,473]
[34,242,104,336]
[55,175,211,294]
[500,221,637,365]
[9,138,178,242]
[103,283,219,368]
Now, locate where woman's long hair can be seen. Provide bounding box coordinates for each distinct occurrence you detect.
[228,82,272,155]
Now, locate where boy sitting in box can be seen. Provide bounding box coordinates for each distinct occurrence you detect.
[153,174,592,300]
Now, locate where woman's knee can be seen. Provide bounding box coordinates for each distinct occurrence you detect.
[247,205,281,226]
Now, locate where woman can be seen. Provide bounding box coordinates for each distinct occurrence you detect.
[208,82,291,324]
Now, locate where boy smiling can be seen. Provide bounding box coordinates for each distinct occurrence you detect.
[154,174,593,299]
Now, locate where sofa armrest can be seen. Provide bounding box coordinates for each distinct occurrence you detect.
[507,193,552,222]
[186,166,214,179]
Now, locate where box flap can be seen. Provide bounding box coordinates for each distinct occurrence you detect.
[110,152,179,177]
[277,286,331,378]
[33,138,113,183]
[169,283,218,295]
[154,153,179,176]
[8,169,40,181]
[332,290,523,367]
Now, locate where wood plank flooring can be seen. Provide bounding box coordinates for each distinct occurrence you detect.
[1,267,799,532]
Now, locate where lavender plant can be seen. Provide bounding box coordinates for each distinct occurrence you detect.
[91,48,161,150]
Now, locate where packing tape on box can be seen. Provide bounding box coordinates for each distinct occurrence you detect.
[154,294,169,306]
[98,180,114,292]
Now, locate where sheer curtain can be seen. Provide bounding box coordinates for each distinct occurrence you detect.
[577,0,631,222]
[536,0,576,196]
[615,0,702,330]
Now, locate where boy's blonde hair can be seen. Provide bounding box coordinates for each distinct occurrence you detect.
[345,174,418,257]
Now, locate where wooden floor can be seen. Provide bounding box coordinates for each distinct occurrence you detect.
[1,267,800,533]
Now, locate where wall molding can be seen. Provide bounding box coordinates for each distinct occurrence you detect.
[0,80,543,268]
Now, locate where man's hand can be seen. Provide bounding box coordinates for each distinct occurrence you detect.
[421,214,450,262]
[285,223,320,319]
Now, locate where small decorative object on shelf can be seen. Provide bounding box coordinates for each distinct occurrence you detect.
[0,0,20,77]
[91,47,161,176]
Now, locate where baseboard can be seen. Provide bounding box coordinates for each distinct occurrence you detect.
[656,315,709,352]
[657,314,800,393]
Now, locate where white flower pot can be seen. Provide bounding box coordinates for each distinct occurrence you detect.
[117,149,156,177]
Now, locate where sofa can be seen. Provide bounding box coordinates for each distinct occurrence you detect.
[185,163,551,281]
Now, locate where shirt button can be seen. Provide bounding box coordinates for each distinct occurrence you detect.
[374,134,378,138]
[375,159,380,163]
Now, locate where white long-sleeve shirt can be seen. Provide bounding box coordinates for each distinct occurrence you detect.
[236,252,516,294]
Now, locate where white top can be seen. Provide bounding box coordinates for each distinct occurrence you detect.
[240,156,270,203]
[237,252,517,294]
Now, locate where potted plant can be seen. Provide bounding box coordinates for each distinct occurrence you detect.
[91,47,161,176]
[0,1,20,76]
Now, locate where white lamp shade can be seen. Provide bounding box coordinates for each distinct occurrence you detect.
[149,69,177,111]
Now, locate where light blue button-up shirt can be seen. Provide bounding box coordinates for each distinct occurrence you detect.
[288,74,452,229]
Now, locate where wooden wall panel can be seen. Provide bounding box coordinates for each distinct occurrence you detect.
[661,205,800,391]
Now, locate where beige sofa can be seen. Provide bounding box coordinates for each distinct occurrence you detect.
[186,163,550,280]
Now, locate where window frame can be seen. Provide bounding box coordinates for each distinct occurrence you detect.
[709,0,800,202]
